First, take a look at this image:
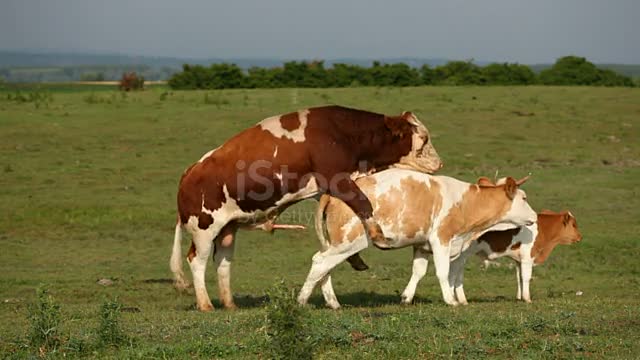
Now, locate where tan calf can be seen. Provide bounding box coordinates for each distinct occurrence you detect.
[450,209,582,304]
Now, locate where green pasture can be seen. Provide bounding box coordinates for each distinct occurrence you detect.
[0,85,639,358]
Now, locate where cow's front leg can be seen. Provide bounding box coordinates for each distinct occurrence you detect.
[515,261,523,300]
[327,174,386,247]
[519,259,534,303]
[214,224,237,310]
[346,253,369,271]
[431,240,458,306]
[401,246,429,304]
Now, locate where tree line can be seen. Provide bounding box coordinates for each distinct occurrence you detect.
[168,56,635,89]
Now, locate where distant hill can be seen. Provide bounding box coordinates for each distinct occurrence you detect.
[0,50,454,70]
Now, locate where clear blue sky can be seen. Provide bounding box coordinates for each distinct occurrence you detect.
[1,0,638,63]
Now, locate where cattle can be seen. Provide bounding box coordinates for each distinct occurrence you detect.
[298,169,537,308]
[449,209,582,304]
[170,105,442,311]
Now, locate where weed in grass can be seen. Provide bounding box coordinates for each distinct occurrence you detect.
[83,92,103,104]
[5,91,53,108]
[204,93,229,107]
[97,297,131,348]
[265,281,313,360]
[27,286,62,353]
[159,91,171,101]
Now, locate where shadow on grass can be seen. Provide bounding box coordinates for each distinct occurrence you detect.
[177,293,515,311]
[227,292,434,309]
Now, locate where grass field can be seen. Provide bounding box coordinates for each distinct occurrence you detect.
[1,85,639,359]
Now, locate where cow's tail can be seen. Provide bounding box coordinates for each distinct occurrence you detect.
[170,219,190,291]
[315,194,332,250]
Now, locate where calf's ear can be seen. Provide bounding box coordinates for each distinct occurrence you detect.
[563,212,572,226]
[384,115,413,138]
[504,177,517,200]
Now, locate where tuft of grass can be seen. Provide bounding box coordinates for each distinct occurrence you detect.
[97,297,131,348]
[5,91,53,108]
[27,286,62,353]
[265,281,314,360]
[203,92,230,107]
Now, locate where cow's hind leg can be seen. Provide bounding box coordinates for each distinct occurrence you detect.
[401,246,429,304]
[449,254,469,305]
[298,236,368,308]
[214,224,237,309]
[319,275,340,309]
[188,229,217,312]
[327,174,386,247]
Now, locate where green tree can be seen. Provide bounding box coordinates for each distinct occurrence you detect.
[420,64,437,85]
[368,61,421,86]
[539,56,634,87]
[482,63,536,85]
[435,61,485,85]
[539,56,600,85]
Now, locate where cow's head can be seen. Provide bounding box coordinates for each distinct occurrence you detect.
[480,177,537,229]
[386,111,443,174]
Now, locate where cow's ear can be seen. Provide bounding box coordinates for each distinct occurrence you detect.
[384,115,413,137]
[477,177,495,187]
[563,212,572,226]
[504,177,517,200]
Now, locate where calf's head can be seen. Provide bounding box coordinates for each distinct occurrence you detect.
[540,210,583,244]
[387,111,443,174]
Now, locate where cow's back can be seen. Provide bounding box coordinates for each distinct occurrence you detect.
[324,170,443,245]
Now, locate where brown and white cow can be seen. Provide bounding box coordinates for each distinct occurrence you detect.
[298,169,537,308]
[449,209,582,304]
[170,105,442,311]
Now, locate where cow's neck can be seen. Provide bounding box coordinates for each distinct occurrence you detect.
[461,187,510,231]
[438,186,510,244]
[353,131,413,168]
[530,215,562,264]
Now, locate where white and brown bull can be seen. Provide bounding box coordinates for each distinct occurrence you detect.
[299,169,537,308]
[170,105,442,311]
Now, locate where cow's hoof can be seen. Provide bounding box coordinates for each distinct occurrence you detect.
[326,302,341,310]
[198,303,214,312]
[223,303,238,310]
[347,254,370,271]
[351,262,369,271]
[174,280,191,292]
[400,298,413,305]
